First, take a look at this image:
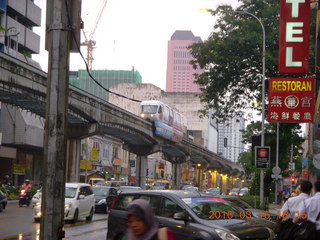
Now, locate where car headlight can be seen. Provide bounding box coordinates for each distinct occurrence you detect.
[215,229,240,240]
[98,199,106,204]
[65,203,72,209]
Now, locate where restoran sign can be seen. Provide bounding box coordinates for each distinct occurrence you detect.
[278,0,311,74]
[268,78,314,122]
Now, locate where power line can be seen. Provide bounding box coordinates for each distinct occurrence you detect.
[64,0,142,103]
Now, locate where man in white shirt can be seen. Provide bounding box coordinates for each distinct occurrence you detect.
[275,180,312,232]
[295,181,320,239]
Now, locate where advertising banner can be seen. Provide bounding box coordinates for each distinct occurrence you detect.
[278,0,311,74]
[268,78,314,123]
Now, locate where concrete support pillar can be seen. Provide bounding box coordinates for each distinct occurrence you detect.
[66,139,81,182]
[136,155,147,190]
[171,163,181,189]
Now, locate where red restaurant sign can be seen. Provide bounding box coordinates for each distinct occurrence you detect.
[268,78,314,123]
[278,0,311,74]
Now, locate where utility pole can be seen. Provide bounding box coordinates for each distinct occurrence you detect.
[41,1,81,239]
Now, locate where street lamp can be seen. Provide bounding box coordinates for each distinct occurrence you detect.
[202,8,266,206]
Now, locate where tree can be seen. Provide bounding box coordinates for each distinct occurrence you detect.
[189,0,316,121]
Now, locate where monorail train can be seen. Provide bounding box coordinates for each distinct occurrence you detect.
[139,100,185,142]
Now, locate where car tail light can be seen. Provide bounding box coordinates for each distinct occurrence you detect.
[109,194,119,213]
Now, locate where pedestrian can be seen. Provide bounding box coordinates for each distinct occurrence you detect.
[294,180,320,239]
[119,199,176,240]
[275,180,312,233]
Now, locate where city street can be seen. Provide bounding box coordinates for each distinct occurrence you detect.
[0,201,108,240]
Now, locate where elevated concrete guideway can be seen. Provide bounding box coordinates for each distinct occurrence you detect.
[0,52,244,186]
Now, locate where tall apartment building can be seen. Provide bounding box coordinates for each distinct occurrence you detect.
[0,0,41,68]
[69,68,142,100]
[166,30,203,93]
[217,115,246,163]
[0,0,43,186]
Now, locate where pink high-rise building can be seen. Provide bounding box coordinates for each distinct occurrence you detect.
[166,30,203,93]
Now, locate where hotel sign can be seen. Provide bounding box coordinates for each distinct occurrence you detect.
[268,78,315,122]
[278,0,311,74]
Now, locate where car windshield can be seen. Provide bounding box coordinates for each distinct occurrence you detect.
[65,187,77,198]
[141,105,158,114]
[227,198,252,209]
[93,187,109,197]
[182,197,241,220]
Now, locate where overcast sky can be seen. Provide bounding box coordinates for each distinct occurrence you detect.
[33,0,240,90]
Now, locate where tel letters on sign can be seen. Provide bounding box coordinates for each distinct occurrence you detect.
[278,0,311,74]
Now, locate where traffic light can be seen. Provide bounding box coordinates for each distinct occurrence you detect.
[146,168,149,176]
[224,138,228,147]
[291,177,295,184]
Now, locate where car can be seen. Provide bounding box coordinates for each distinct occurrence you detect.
[0,190,8,212]
[229,188,240,196]
[219,195,278,222]
[92,186,118,213]
[205,188,222,196]
[33,182,95,223]
[183,186,199,192]
[107,190,276,240]
[238,188,249,196]
[32,188,42,207]
[117,186,142,193]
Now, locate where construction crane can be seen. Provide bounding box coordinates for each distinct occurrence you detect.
[81,0,108,70]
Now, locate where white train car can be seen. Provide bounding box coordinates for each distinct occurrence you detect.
[139,100,184,142]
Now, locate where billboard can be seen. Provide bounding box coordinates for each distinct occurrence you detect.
[268,78,315,123]
[278,0,311,74]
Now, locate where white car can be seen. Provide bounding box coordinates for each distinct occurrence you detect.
[31,188,42,207]
[33,183,95,223]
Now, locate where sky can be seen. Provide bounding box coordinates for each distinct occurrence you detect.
[32,0,240,91]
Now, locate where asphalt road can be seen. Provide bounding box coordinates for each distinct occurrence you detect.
[0,201,108,240]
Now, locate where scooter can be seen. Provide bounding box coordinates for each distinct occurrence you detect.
[18,189,31,207]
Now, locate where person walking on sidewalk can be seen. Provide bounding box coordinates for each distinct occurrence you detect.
[275,180,312,232]
[294,180,320,239]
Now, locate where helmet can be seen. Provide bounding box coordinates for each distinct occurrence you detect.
[24,179,30,184]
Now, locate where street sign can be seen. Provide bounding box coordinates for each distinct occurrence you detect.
[255,146,270,169]
[272,166,281,175]
[272,174,282,179]
[289,162,295,171]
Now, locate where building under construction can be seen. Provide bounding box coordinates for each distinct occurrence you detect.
[69,68,142,100]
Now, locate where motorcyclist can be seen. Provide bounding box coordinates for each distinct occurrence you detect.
[20,179,32,199]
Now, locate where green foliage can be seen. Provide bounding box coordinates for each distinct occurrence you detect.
[189,0,316,121]
[0,26,8,33]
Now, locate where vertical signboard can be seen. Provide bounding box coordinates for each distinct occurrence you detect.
[278,0,311,74]
[268,78,315,122]
[255,146,270,169]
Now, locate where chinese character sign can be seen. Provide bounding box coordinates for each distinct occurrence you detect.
[268,78,314,123]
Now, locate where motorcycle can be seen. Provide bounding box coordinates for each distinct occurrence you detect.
[19,189,31,207]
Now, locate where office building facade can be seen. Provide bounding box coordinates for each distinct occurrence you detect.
[69,68,142,101]
[166,30,203,93]
[217,115,246,163]
[0,0,41,68]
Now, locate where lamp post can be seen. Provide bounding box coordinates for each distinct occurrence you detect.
[203,8,266,206]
